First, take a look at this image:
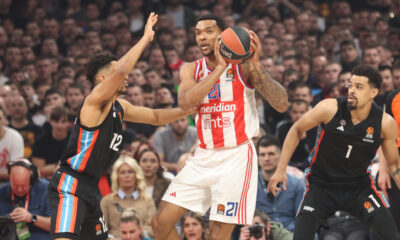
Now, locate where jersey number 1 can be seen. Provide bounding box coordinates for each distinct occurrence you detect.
[345,145,353,159]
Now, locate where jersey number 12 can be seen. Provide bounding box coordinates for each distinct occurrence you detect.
[110,133,122,151]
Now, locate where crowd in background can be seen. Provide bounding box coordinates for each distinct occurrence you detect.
[1,0,400,239]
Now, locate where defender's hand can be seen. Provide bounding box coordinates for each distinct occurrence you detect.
[144,12,158,42]
[268,170,287,196]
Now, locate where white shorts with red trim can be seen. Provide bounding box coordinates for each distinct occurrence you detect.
[162,141,258,225]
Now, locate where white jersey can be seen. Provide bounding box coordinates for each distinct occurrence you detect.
[194,58,259,149]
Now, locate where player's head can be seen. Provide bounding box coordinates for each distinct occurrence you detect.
[256,135,281,174]
[348,64,381,110]
[195,14,226,57]
[86,51,126,94]
[120,209,142,240]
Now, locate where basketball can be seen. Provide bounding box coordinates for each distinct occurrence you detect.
[219,26,255,64]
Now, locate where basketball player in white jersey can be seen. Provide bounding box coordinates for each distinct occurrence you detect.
[152,15,288,240]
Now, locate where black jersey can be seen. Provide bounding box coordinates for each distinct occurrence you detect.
[306,97,383,186]
[59,100,124,181]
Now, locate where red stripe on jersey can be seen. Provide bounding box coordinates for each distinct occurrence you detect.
[310,129,325,167]
[195,61,206,148]
[77,130,99,172]
[67,128,84,165]
[55,173,66,233]
[68,179,79,232]
[232,65,248,145]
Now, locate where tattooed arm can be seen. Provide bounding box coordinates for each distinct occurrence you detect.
[248,62,288,112]
[246,30,288,113]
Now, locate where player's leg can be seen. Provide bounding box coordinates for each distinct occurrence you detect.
[352,187,400,240]
[293,213,322,240]
[152,201,188,240]
[48,172,86,240]
[208,221,236,240]
[80,201,108,240]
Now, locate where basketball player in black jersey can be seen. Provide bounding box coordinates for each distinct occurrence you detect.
[47,13,195,240]
[269,64,400,240]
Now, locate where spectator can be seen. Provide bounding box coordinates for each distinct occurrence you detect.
[362,46,381,69]
[120,209,152,240]
[293,82,314,107]
[165,0,196,31]
[144,67,165,89]
[0,107,23,182]
[152,116,197,172]
[32,106,69,179]
[255,136,305,232]
[155,85,175,108]
[181,211,209,240]
[6,94,42,159]
[101,156,155,239]
[0,159,51,240]
[239,209,292,240]
[137,149,171,208]
[339,40,360,72]
[126,83,144,106]
[65,83,85,117]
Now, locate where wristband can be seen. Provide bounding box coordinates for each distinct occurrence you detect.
[31,215,37,223]
[392,168,400,177]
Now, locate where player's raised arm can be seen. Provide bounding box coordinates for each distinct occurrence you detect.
[178,38,226,111]
[86,13,158,106]
[246,30,288,113]
[380,113,400,189]
[118,98,196,126]
[268,99,337,196]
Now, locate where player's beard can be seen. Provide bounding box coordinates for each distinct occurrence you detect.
[347,95,358,111]
[117,85,127,95]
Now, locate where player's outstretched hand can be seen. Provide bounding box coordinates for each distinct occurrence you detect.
[214,36,227,69]
[144,12,158,42]
[378,169,392,192]
[268,170,287,196]
[248,30,262,66]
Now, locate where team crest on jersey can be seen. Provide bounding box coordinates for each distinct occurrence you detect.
[217,204,225,215]
[363,127,374,143]
[95,224,102,235]
[226,68,235,80]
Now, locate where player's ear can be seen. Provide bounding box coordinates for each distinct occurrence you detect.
[370,87,379,98]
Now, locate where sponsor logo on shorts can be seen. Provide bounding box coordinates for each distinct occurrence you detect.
[95,224,102,235]
[170,192,176,197]
[217,204,225,215]
[303,206,315,212]
[364,201,375,213]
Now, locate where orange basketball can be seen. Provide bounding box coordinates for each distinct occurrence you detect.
[219,26,255,64]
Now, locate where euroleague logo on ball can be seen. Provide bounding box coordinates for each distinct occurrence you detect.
[219,26,255,64]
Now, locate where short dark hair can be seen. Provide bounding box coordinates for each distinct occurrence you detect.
[67,83,85,95]
[253,209,271,224]
[50,106,69,121]
[86,51,117,85]
[351,64,382,89]
[378,65,392,73]
[340,40,355,49]
[195,14,226,31]
[257,135,281,153]
[45,88,64,98]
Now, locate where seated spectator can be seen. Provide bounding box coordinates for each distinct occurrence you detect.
[239,209,292,240]
[0,106,24,182]
[137,149,171,207]
[32,106,70,179]
[0,159,51,240]
[255,136,305,232]
[152,116,197,173]
[6,94,42,159]
[275,100,316,170]
[119,209,152,240]
[181,211,209,240]
[100,156,155,239]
